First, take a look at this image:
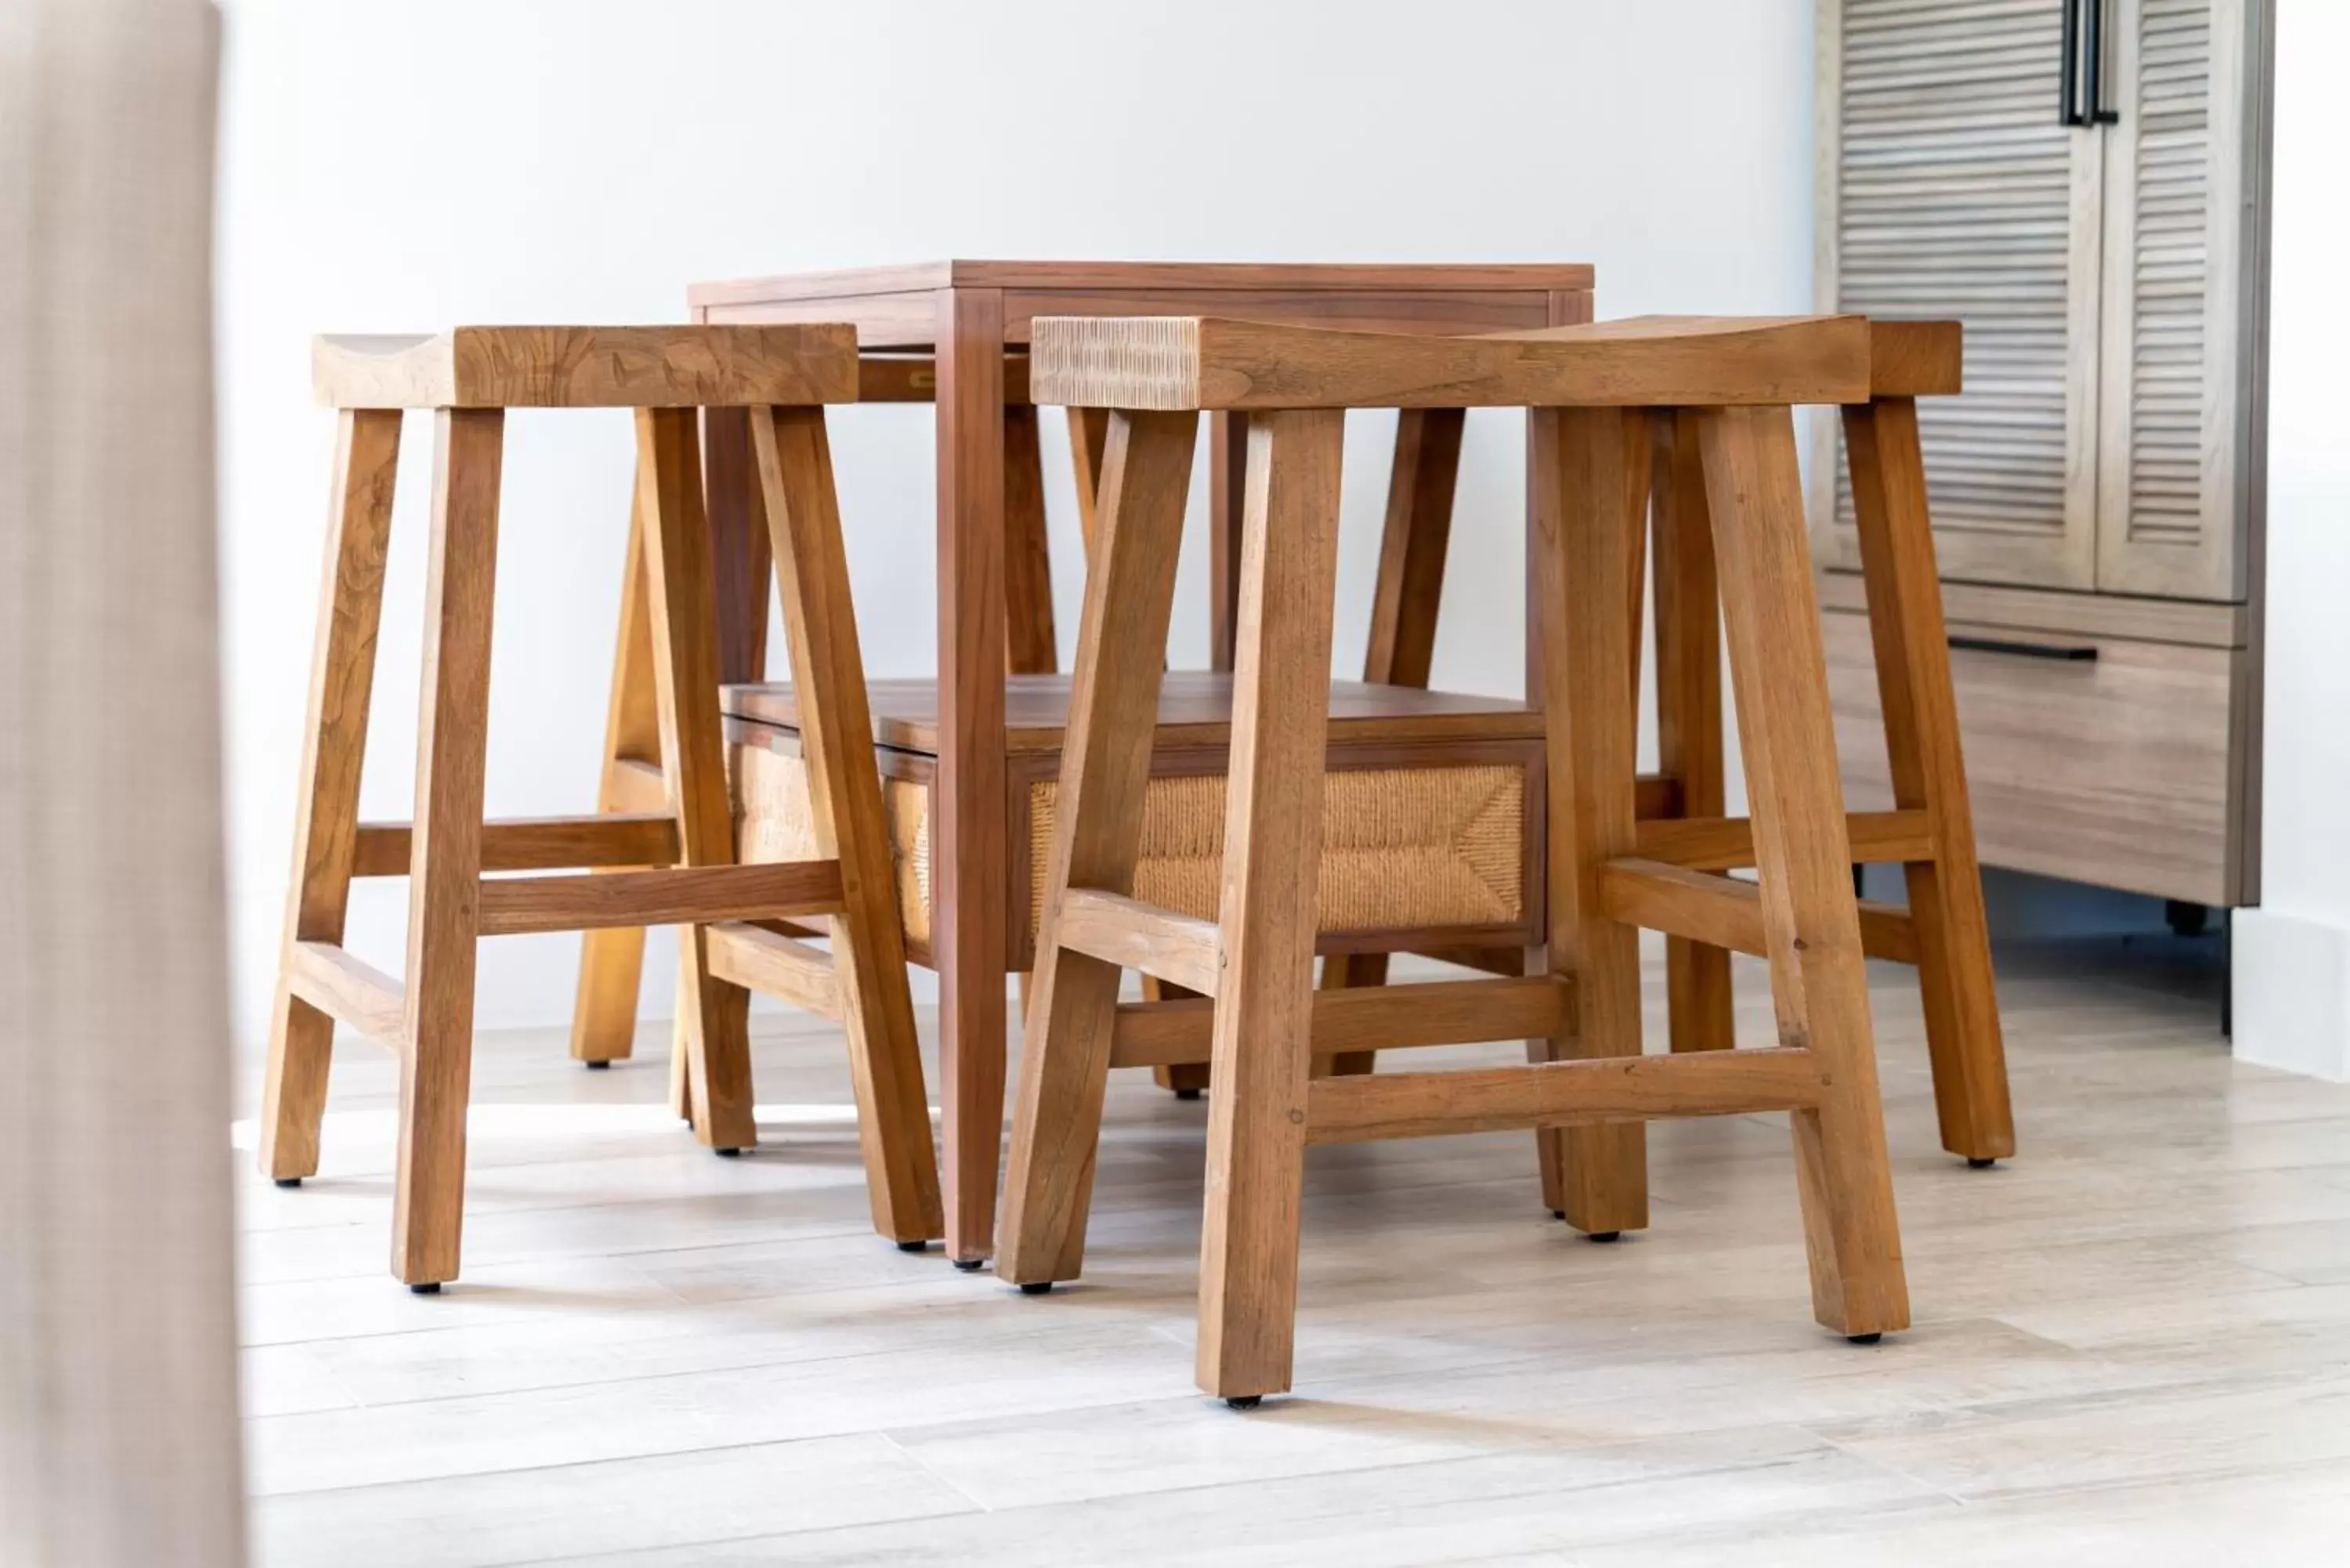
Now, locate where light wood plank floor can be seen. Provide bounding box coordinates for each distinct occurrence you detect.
[234,936,2350,1566]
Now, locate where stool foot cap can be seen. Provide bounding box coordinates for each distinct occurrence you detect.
[1224,1396,1263,1411]
[273,1177,302,1189]
[1585,1231,1622,1244]
[951,1258,987,1273]
[1175,1088,1202,1101]
[1018,1281,1054,1296]
[1846,1332,1882,1346]
[410,1282,442,1296]
[895,1240,928,1254]
[584,1060,613,1071]
[1549,1209,1565,1220]
[714,1147,744,1158]
[1966,1157,1998,1169]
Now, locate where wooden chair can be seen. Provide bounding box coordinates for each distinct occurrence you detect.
[1000,313,1911,1404]
[257,325,943,1290]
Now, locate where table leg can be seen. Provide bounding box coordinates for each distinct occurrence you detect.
[936,288,1012,1265]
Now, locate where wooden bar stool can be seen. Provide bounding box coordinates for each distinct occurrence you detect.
[1000,313,1908,1404]
[256,325,942,1289]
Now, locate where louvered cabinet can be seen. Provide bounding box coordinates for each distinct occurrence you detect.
[1813,0,2273,907]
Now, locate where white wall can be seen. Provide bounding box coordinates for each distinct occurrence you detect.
[215,0,1815,1042]
[2232,0,2350,1078]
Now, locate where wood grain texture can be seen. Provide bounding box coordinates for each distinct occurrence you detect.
[637,408,759,1152]
[1844,396,2015,1162]
[1003,402,1058,676]
[354,813,678,878]
[261,407,400,1181]
[475,862,844,936]
[1196,408,1347,1401]
[1865,319,1963,397]
[1529,406,1650,1237]
[689,259,1598,310]
[1108,976,1572,1068]
[313,325,859,410]
[1206,411,1249,672]
[1055,890,1222,997]
[724,671,1541,755]
[1698,403,1907,1338]
[1813,569,2249,649]
[1598,858,1920,966]
[933,289,1013,1263]
[703,921,841,1021]
[754,403,945,1243]
[1650,410,1736,1057]
[570,486,663,1066]
[1306,1049,1822,1144]
[285,941,405,1046]
[391,408,503,1287]
[1632,809,1931,873]
[1000,410,1200,1286]
[1823,610,2241,904]
[1029,315,1873,412]
[1813,0,2104,589]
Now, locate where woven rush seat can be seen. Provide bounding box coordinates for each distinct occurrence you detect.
[722,672,1543,966]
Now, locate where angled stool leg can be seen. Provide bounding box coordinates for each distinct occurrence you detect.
[1197,409,1347,1404]
[1319,406,1466,1077]
[999,410,1198,1284]
[1653,410,1737,1054]
[637,407,758,1152]
[1529,407,1651,1240]
[392,409,503,1288]
[756,404,945,1242]
[1066,403,1213,1097]
[570,487,660,1069]
[1698,404,1907,1338]
[261,409,401,1182]
[1844,396,2013,1165]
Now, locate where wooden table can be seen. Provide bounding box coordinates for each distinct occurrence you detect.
[685,262,1596,1264]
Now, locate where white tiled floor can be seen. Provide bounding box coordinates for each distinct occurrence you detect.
[235,937,2350,1565]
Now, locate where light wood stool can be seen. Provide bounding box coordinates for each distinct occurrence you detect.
[1000,313,1910,1404]
[257,325,942,1289]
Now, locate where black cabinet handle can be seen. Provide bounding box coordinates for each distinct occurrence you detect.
[2060,0,2085,125]
[2084,0,2120,125]
[1947,634,2099,662]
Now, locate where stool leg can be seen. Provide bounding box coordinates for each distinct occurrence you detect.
[1697,404,1907,1338]
[569,486,660,1068]
[1844,396,2015,1164]
[391,408,503,1287]
[755,404,945,1242]
[999,410,1198,1285]
[638,407,758,1152]
[1067,404,1213,1097]
[1319,407,1467,1075]
[1197,410,1347,1404]
[260,409,401,1181]
[1005,402,1059,677]
[1529,407,1651,1239]
[1653,410,1737,1054]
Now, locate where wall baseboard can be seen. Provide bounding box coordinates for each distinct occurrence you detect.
[2232,908,2350,1082]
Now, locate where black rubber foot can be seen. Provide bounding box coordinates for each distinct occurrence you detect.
[896,1240,929,1253]
[1847,1331,1882,1346]
[1225,1395,1263,1411]
[1550,1209,1566,1220]
[952,1257,987,1273]
[1018,1281,1054,1295]
[1966,1157,1998,1169]
[1585,1231,1622,1244]
[273,1177,302,1189]
[1175,1088,1203,1101]
[410,1282,442,1296]
[584,1059,613,1071]
[715,1147,744,1158]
